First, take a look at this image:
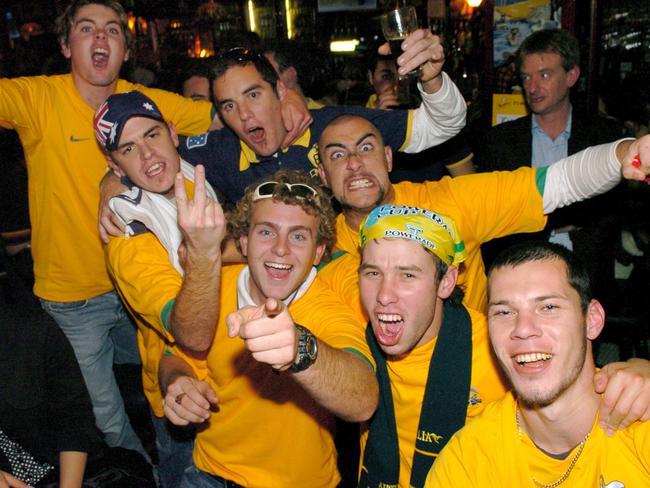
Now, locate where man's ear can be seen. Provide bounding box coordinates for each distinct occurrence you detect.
[437,265,458,300]
[384,144,393,173]
[312,242,326,267]
[239,235,249,258]
[106,155,125,177]
[367,69,374,87]
[60,40,71,59]
[566,65,580,88]
[585,299,606,341]
[276,80,288,101]
[317,162,330,188]
[168,121,179,148]
[123,49,130,63]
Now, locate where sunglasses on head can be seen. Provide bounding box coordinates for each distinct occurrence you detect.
[252,181,319,202]
[215,46,262,63]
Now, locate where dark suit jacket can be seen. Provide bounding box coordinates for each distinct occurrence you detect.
[475,112,625,305]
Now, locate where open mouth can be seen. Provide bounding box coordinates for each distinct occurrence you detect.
[265,261,292,279]
[375,312,404,346]
[247,126,265,144]
[92,48,109,68]
[347,177,374,190]
[145,162,165,177]
[514,352,553,367]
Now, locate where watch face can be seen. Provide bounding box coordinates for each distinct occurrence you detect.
[306,336,318,360]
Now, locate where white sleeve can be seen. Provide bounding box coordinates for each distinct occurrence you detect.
[403,72,467,153]
[542,139,630,214]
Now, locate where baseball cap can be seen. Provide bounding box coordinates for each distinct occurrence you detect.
[94,91,165,152]
[359,204,467,266]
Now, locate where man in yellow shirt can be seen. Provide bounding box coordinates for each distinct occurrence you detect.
[96,90,225,487]
[356,204,507,488]
[426,240,650,487]
[317,114,650,313]
[1,0,309,458]
[0,0,215,458]
[158,170,378,487]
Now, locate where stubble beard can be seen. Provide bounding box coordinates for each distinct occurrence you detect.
[340,186,387,215]
[509,333,588,409]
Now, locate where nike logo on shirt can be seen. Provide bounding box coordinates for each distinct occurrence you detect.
[70,135,90,142]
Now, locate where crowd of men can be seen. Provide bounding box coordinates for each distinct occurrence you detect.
[1,0,649,487]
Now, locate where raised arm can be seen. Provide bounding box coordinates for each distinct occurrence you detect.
[227,298,378,422]
[169,166,226,352]
[542,135,650,213]
[384,29,466,153]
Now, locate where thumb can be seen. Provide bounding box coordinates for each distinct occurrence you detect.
[593,366,610,394]
[264,297,284,318]
[377,42,391,56]
[226,305,262,337]
[199,382,219,405]
[226,309,244,338]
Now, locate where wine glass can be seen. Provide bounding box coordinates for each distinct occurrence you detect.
[380,6,419,80]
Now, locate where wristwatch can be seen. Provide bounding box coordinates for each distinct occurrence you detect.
[289,324,318,373]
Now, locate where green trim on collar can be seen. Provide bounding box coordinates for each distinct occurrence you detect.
[317,250,348,271]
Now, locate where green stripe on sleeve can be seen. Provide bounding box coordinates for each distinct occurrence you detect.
[343,347,375,371]
[161,298,175,332]
[535,166,548,197]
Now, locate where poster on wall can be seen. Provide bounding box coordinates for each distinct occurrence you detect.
[493,0,560,68]
[492,93,528,126]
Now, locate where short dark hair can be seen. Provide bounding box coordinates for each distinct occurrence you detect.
[56,0,133,51]
[517,28,579,72]
[317,114,386,165]
[364,48,394,75]
[208,47,279,98]
[488,241,592,313]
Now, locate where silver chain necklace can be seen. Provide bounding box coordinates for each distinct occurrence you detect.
[516,407,590,488]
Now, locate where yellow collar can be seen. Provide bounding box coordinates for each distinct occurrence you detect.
[238,128,312,171]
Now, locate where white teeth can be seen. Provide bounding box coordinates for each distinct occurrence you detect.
[266,262,292,270]
[146,163,162,176]
[94,48,108,55]
[248,127,260,133]
[378,313,403,323]
[515,352,553,364]
[349,179,372,189]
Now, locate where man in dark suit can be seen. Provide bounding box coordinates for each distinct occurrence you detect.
[476,29,625,308]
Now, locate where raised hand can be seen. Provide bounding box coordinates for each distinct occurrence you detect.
[227,298,298,371]
[175,164,226,265]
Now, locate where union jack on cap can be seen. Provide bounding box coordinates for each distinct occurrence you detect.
[93,91,165,152]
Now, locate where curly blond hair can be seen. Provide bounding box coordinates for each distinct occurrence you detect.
[229,170,336,262]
